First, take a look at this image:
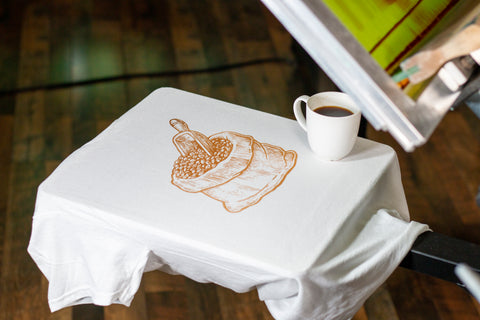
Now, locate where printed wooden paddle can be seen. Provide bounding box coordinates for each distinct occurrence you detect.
[400,18,480,84]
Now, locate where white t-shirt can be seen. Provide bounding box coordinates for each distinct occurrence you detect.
[28,88,429,319]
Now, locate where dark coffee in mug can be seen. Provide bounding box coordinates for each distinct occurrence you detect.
[314,106,353,117]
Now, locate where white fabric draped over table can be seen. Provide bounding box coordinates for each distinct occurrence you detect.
[28,88,429,320]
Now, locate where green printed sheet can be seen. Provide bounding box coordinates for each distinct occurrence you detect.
[322,0,462,73]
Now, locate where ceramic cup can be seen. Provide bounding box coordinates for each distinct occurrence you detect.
[293,91,361,161]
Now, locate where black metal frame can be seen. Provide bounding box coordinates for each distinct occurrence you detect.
[400,232,480,284]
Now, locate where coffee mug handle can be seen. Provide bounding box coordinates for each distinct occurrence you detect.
[293,95,309,131]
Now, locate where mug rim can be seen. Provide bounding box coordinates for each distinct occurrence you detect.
[306,92,360,118]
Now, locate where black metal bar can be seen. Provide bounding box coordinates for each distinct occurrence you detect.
[400,232,480,284]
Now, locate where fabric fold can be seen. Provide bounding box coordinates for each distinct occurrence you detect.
[261,209,430,320]
[28,211,150,312]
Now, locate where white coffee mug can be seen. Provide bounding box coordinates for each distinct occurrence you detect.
[293,92,361,161]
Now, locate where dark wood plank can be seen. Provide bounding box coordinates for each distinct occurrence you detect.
[72,305,104,320]
[0,161,48,319]
[216,286,274,320]
[104,282,148,320]
[146,291,189,320]
[44,89,73,161]
[426,276,480,320]
[69,0,127,148]
[143,271,188,295]
[87,1,128,122]
[168,0,213,96]
[184,279,222,320]
[189,0,236,102]
[120,0,177,105]
[363,284,399,320]
[210,0,298,117]
[208,0,262,109]
[0,115,13,281]
[42,0,86,168]
[70,86,98,149]
[68,1,92,83]
[48,0,74,85]
[12,91,46,162]
[12,0,50,162]
[0,3,50,317]
[436,109,480,229]
[387,269,440,320]
[352,307,368,320]
[120,0,175,74]
[0,0,21,114]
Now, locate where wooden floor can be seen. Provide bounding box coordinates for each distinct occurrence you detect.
[1,0,480,319]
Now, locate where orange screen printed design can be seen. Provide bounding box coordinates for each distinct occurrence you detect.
[170,119,297,213]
